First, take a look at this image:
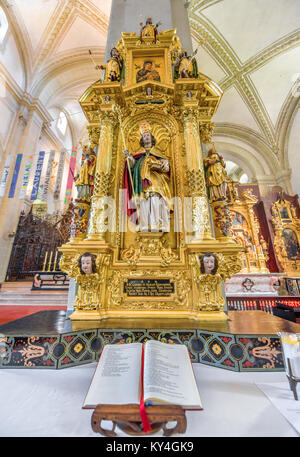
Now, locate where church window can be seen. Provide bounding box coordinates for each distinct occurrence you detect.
[0,7,8,44]
[239,173,249,184]
[57,111,67,136]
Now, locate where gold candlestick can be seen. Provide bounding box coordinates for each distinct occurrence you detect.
[43,251,48,272]
[48,251,53,272]
[53,251,58,272]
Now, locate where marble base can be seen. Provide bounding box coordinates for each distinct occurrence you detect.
[225,273,284,296]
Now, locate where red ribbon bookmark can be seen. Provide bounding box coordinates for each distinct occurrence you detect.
[139,345,152,433]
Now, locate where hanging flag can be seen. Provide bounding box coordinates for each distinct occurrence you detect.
[64,146,77,205]
[41,150,55,201]
[54,149,66,200]
[8,154,23,198]
[0,155,12,197]
[19,154,33,199]
[30,151,45,201]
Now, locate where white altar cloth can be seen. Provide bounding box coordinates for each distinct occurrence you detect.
[0,363,298,437]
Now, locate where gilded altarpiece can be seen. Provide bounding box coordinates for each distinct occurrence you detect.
[271,197,300,276]
[229,188,269,274]
[59,29,242,321]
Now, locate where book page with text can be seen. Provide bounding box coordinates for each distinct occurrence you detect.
[143,340,202,409]
[83,343,142,408]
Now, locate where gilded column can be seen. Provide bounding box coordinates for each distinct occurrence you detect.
[182,109,212,241]
[87,113,116,240]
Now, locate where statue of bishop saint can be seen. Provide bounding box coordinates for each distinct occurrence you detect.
[123,121,172,232]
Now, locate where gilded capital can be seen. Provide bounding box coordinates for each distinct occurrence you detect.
[98,110,118,126]
[199,122,215,143]
[181,107,199,125]
[87,126,100,149]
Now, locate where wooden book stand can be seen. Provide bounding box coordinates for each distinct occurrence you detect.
[91,404,187,436]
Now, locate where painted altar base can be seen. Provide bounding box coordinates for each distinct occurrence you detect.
[0,309,300,371]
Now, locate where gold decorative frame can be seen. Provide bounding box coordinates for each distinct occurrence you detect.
[271,197,300,276]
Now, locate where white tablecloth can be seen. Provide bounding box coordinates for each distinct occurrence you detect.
[0,363,298,437]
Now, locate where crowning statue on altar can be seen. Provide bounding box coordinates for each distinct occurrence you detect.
[139,17,161,42]
[59,19,243,322]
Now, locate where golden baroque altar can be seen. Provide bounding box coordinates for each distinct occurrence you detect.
[59,26,242,321]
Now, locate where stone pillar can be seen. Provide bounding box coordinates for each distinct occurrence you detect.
[0,107,44,284]
[87,114,116,240]
[170,0,193,54]
[255,174,276,198]
[182,109,213,241]
[276,169,293,195]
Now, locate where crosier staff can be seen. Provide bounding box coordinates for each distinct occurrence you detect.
[181,40,205,75]
[112,105,140,220]
[89,50,105,82]
[88,49,97,67]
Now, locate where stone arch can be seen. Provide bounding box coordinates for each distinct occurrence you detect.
[30,49,105,101]
[213,123,280,181]
[277,90,300,170]
[1,2,28,91]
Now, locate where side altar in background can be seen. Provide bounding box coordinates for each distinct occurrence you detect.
[59,24,243,321]
[224,185,300,299]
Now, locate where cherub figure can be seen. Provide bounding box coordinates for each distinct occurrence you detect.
[200,252,218,275]
[60,252,109,311]
[78,252,97,275]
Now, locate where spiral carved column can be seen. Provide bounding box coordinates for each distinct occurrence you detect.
[87,114,115,241]
[183,110,212,242]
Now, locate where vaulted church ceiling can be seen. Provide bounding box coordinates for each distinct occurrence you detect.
[1,0,299,172]
[2,0,111,139]
[189,0,300,167]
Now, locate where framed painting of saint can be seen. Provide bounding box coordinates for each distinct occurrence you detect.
[136,60,161,83]
[280,206,290,219]
[131,53,165,85]
[282,228,300,259]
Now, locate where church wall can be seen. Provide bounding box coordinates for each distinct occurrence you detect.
[0,28,25,91]
[24,129,73,215]
[0,90,18,153]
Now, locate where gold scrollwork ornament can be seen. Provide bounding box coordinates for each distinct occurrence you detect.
[196,273,224,312]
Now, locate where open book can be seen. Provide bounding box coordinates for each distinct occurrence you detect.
[83,340,202,410]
